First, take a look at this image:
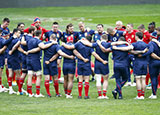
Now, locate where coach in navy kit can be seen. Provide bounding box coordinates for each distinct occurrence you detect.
[111,37,133,99]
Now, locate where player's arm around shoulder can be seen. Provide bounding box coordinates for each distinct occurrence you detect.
[61,42,75,50]
[152,39,160,47]
[92,51,108,65]
[57,49,74,59]
[38,40,57,49]
[73,49,88,63]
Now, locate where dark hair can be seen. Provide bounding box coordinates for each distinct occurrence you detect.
[136,32,143,40]
[119,37,126,41]
[28,26,35,34]
[53,22,59,25]
[13,28,20,34]
[138,24,145,29]
[149,21,156,27]
[86,35,92,42]
[97,24,104,27]
[17,22,25,28]
[3,18,10,23]
[34,30,42,37]
[101,34,108,40]
[66,23,73,33]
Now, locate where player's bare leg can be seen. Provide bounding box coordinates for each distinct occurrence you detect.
[63,75,68,95]
[135,77,142,99]
[14,69,21,90]
[141,76,146,99]
[102,74,109,99]
[95,74,102,99]
[35,72,44,97]
[18,69,28,95]
[66,74,74,98]
[8,68,16,94]
[27,71,34,97]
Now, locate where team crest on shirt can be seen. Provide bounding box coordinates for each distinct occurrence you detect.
[113,37,117,41]
[128,39,131,43]
[132,35,134,38]
[57,33,59,38]
[117,33,119,37]
[144,35,146,38]
[85,32,88,37]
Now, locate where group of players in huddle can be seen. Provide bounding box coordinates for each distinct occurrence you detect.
[0,17,160,100]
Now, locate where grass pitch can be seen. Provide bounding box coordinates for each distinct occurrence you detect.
[0,4,160,115]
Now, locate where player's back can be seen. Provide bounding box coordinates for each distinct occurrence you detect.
[43,41,59,61]
[7,37,19,57]
[27,37,41,59]
[132,41,148,62]
[93,42,111,62]
[112,44,129,67]
[61,42,75,63]
[75,42,93,66]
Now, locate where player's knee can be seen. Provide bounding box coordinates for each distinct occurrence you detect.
[28,70,34,75]
[96,74,101,86]
[36,71,42,76]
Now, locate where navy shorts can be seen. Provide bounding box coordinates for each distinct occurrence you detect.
[133,61,147,75]
[8,57,21,70]
[21,55,27,69]
[27,59,41,72]
[77,64,92,76]
[43,62,58,76]
[63,63,76,75]
[95,62,109,75]
[0,56,5,68]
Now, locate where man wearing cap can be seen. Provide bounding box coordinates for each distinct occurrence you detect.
[24,17,48,41]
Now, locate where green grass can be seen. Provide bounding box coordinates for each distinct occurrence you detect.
[0,4,160,115]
